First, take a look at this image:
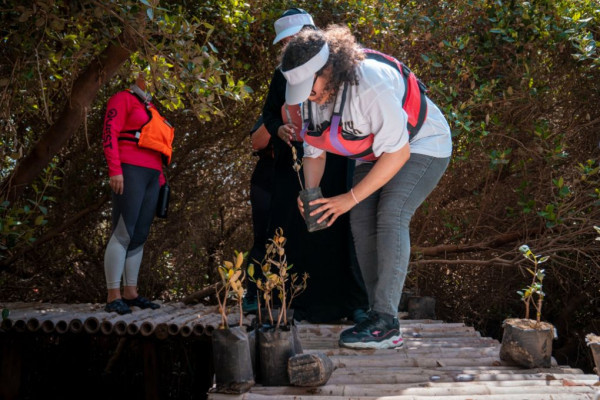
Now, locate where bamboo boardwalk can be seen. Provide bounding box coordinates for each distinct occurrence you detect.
[209,317,600,400]
[0,301,251,339]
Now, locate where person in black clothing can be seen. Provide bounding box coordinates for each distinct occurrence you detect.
[244,117,274,312]
[261,8,368,323]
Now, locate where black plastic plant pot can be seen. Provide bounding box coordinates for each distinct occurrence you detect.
[211,326,255,393]
[257,326,298,386]
[499,318,554,368]
[299,187,328,232]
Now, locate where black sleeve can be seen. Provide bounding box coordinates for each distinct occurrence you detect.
[262,68,287,137]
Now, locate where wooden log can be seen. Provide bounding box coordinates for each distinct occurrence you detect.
[288,352,334,387]
[207,392,597,400]
[300,337,498,348]
[181,282,222,305]
[326,370,595,385]
[330,355,503,368]
[295,322,466,335]
[245,381,598,397]
[304,345,501,357]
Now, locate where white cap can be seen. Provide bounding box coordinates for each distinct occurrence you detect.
[281,43,329,105]
[273,13,315,44]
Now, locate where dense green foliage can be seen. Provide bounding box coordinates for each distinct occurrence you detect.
[1,0,599,370]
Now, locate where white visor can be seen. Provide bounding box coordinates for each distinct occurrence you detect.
[273,14,315,44]
[281,43,329,105]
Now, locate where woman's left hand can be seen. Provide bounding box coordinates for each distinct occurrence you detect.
[309,192,357,226]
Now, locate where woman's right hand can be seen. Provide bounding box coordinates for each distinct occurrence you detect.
[110,174,124,195]
[277,123,297,147]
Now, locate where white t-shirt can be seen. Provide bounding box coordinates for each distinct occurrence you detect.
[303,58,452,160]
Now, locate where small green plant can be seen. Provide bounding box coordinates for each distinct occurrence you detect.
[215,250,247,329]
[248,228,308,329]
[517,244,549,326]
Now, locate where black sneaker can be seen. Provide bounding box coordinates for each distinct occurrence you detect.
[339,311,403,349]
[123,296,160,310]
[105,299,132,315]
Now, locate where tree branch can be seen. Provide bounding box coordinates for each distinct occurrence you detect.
[1,27,140,203]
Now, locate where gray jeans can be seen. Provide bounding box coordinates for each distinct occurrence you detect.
[350,153,450,317]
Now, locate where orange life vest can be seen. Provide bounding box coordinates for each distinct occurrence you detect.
[119,90,175,164]
[300,49,428,162]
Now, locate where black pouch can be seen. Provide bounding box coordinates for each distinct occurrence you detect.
[156,183,170,218]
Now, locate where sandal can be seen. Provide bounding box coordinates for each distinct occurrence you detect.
[105,299,132,315]
[123,296,160,310]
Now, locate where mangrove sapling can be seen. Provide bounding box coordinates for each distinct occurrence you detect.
[517,244,549,327]
[212,250,254,393]
[248,228,309,329]
[500,244,555,368]
[292,146,304,191]
[215,250,247,329]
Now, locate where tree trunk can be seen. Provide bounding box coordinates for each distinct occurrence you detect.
[0,28,139,203]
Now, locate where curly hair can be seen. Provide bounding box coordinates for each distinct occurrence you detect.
[281,24,364,101]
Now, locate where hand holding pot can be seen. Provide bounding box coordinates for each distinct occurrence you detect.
[308,191,357,227]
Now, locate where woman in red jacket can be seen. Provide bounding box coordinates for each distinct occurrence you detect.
[102,75,173,315]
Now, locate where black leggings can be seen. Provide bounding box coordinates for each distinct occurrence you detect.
[104,163,159,289]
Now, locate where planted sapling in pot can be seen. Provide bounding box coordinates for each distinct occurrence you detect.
[211,251,254,393]
[248,228,309,386]
[294,146,329,232]
[500,245,556,368]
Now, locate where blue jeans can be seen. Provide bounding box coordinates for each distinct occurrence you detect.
[350,154,450,317]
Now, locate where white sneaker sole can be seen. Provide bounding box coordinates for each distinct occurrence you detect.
[340,334,404,350]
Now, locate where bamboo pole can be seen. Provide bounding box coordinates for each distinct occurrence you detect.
[100,304,176,336]
[166,307,208,336]
[84,315,101,334]
[3,303,95,332]
[180,323,193,337]
[191,313,224,337]
[124,303,184,336]
[140,312,180,337]
[69,318,84,334]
